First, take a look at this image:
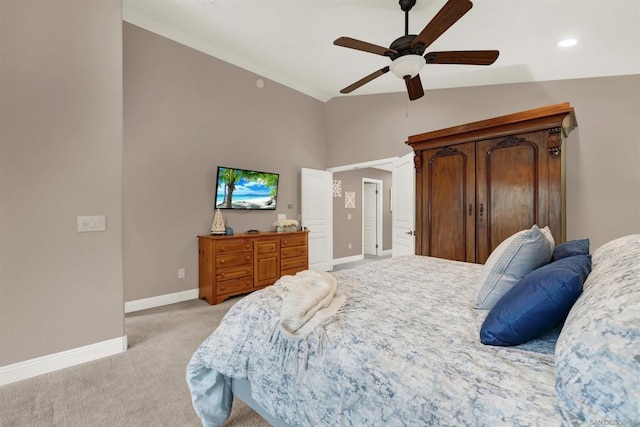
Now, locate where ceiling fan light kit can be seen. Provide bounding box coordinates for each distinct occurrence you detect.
[390,55,426,79]
[334,0,499,101]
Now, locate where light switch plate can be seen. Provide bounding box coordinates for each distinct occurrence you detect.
[77,215,106,232]
[278,214,286,220]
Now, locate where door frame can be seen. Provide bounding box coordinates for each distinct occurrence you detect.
[327,157,398,173]
[327,156,400,261]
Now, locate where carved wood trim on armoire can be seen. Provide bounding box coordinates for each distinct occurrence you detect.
[406,102,577,264]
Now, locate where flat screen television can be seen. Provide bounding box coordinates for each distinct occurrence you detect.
[214,166,279,210]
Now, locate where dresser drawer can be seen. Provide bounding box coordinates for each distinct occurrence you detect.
[215,239,252,254]
[216,252,253,268]
[281,255,307,271]
[216,277,253,296]
[281,246,306,259]
[281,236,307,248]
[216,265,253,281]
[256,240,278,255]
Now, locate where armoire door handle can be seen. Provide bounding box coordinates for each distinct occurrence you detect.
[468,203,472,216]
[479,203,484,217]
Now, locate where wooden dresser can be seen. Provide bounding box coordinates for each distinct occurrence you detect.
[197,230,308,304]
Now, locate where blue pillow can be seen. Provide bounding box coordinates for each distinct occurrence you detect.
[480,254,592,346]
[551,239,589,262]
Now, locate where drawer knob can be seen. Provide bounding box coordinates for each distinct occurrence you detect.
[246,256,250,260]
[220,285,225,290]
[283,240,288,244]
[283,251,288,255]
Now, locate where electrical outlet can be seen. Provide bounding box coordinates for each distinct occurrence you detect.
[178,268,185,279]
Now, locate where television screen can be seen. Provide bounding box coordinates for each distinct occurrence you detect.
[214,166,279,210]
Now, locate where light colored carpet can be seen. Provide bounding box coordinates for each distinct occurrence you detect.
[331,253,391,271]
[0,297,269,427]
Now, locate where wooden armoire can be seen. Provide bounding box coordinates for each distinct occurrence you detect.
[406,103,577,264]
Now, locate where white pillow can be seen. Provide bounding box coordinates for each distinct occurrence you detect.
[540,226,555,248]
[476,225,554,309]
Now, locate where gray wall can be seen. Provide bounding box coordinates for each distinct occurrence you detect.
[326,75,640,250]
[123,23,326,302]
[0,0,123,365]
[333,168,392,259]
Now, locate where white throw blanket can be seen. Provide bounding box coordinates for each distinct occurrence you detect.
[273,269,345,339]
[271,270,346,371]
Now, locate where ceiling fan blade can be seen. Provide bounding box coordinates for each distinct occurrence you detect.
[425,50,499,65]
[334,37,397,57]
[340,66,390,94]
[405,74,425,100]
[411,0,473,53]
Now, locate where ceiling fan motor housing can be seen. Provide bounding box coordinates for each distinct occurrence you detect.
[389,34,425,59]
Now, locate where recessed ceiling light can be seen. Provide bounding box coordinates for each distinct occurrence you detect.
[557,38,578,48]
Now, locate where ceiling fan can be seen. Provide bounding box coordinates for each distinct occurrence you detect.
[334,0,499,100]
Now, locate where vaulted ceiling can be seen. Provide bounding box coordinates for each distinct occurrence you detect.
[123,0,640,102]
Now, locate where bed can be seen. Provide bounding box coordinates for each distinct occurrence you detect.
[187,230,640,426]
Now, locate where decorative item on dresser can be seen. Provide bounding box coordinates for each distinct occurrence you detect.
[197,230,308,305]
[210,209,226,235]
[406,102,577,264]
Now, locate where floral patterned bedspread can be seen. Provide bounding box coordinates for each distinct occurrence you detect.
[187,255,564,426]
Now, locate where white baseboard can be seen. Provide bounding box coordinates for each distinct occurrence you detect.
[0,335,128,386]
[333,254,364,265]
[381,249,392,256]
[1,289,200,386]
[124,289,199,314]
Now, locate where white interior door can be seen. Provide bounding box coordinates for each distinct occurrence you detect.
[301,168,332,271]
[392,152,415,257]
[363,181,378,255]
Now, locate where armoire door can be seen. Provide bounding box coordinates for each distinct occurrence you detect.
[475,132,550,263]
[420,143,476,262]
